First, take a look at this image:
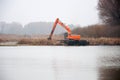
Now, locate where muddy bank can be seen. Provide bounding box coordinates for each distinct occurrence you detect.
[17,37,120,46]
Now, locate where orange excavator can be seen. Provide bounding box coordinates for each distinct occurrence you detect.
[48,18,89,45]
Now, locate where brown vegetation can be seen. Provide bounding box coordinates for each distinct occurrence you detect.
[0,33,120,46]
[82,37,120,45]
[18,38,63,45]
[0,34,24,42]
[17,35,64,45]
[18,38,52,45]
[72,25,120,38]
[17,37,120,46]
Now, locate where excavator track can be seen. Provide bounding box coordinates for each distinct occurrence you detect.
[64,40,89,46]
[64,33,89,45]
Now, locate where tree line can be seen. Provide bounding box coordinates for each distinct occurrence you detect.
[72,25,120,38]
[72,0,120,38]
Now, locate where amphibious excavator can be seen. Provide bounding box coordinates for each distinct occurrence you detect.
[48,18,89,45]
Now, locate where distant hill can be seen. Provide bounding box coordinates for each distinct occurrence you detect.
[0,22,23,35]
[0,22,75,35]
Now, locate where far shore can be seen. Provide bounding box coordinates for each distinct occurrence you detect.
[0,34,120,46]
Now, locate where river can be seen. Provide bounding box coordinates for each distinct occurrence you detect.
[0,46,120,80]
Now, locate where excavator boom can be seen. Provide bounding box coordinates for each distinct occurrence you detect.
[48,18,59,40]
[48,18,80,41]
[48,18,71,40]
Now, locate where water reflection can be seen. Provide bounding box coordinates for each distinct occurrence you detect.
[51,47,98,80]
[0,46,120,80]
[97,48,120,80]
[99,67,120,80]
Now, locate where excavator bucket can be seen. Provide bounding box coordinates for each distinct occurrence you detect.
[48,37,51,40]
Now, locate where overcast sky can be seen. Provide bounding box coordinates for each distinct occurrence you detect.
[0,0,99,26]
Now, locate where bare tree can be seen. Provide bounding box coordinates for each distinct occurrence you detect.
[98,0,120,25]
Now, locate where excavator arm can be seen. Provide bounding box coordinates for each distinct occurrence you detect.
[48,18,71,40]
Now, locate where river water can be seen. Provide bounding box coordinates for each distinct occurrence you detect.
[0,46,120,80]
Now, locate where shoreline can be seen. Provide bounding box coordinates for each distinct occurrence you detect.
[0,37,120,46]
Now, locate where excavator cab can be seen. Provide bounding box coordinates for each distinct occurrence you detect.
[64,33,68,40]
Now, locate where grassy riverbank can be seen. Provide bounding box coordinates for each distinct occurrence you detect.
[18,37,120,46]
[0,34,120,46]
